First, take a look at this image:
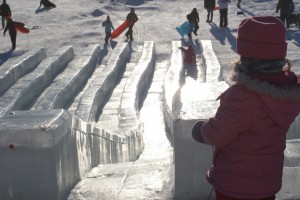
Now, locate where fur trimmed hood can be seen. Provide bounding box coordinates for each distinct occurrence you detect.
[233,71,300,101]
[231,58,300,101]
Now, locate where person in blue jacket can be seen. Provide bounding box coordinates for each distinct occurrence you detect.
[102,15,115,44]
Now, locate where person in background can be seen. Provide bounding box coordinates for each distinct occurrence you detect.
[218,0,230,27]
[3,17,16,49]
[38,0,56,9]
[0,0,11,30]
[179,45,195,64]
[102,15,114,44]
[186,8,199,37]
[276,0,294,29]
[204,0,216,23]
[237,0,242,8]
[192,16,300,200]
[125,8,138,41]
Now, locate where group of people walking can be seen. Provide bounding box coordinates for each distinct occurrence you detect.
[101,0,295,43]
[203,0,294,29]
[102,7,138,44]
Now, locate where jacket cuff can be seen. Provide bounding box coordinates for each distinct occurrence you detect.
[192,121,206,143]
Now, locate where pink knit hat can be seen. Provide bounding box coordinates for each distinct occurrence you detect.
[237,16,287,60]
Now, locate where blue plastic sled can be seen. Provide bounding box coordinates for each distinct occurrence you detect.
[176,21,195,37]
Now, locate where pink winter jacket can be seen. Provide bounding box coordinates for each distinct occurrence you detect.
[201,71,300,199]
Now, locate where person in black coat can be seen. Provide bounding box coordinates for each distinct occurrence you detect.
[125,8,138,41]
[0,0,11,29]
[39,0,56,9]
[276,0,294,29]
[186,8,200,38]
[3,17,16,49]
[237,0,242,8]
[204,0,216,22]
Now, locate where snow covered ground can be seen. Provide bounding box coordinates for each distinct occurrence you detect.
[1,0,300,83]
[1,0,300,199]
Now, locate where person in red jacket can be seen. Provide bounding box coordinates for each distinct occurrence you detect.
[179,45,195,64]
[192,16,300,200]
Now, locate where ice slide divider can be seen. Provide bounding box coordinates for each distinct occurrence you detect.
[163,40,228,199]
[0,48,47,97]
[75,42,130,122]
[118,41,155,130]
[0,47,74,117]
[34,45,100,110]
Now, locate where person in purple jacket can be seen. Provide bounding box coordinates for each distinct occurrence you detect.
[192,16,300,200]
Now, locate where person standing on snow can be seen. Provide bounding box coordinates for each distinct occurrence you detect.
[192,16,300,200]
[237,0,242,8]
[102,15,114,44]
[125,8,138,41]
[186,8,199,38]
[3,17,16,50]
[204,0,216,23]
[218,0,230,27]
[276,0,294,29]
[0,0,11,30]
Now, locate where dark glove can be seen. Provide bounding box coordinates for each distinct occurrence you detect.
[192,121,206,143]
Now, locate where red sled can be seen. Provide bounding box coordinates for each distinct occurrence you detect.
[111,20,131,39]
[15,21,30,34]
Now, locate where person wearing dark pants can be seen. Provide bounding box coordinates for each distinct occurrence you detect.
[204,0,216,23]
[237,0,242,8]
[276,0,294,29]
[0,0,11,29]
[218,0,230,27]
[219,8,228,27]
[186,8,200,38]
[102,15,114,44]
[125,8,138,41]
[3,17,16,49]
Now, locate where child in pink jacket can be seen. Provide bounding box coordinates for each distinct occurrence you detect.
[192,16,300,200]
